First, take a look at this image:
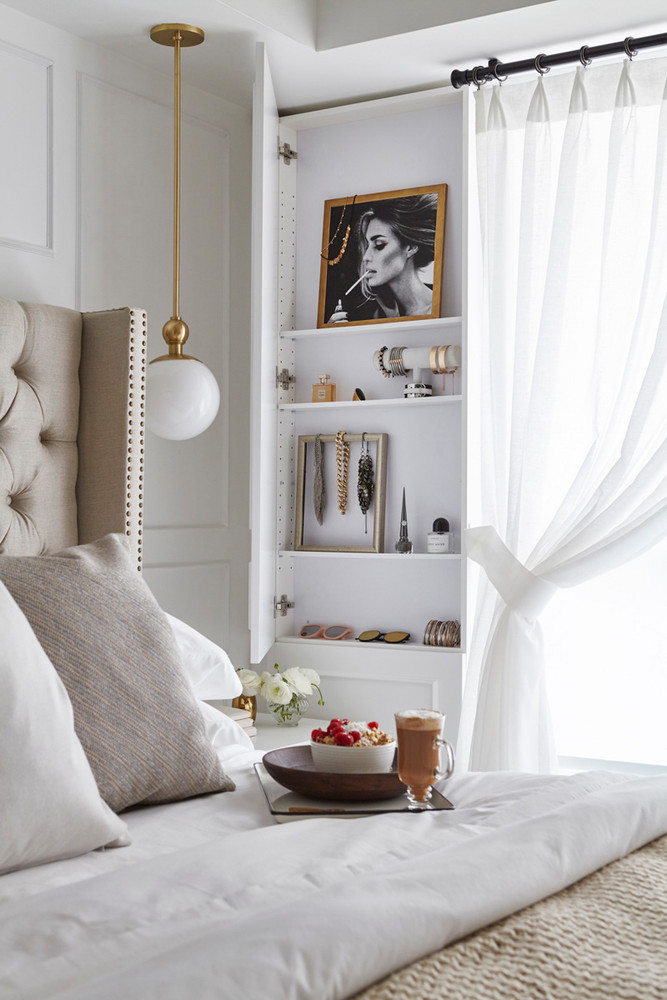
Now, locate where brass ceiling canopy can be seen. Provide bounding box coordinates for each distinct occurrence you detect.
[150,23,204,48]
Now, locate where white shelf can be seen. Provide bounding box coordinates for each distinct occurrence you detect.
[275,636,462,654]
[279,394,461,413]
[279,550,460,560]
[281,316,463,341]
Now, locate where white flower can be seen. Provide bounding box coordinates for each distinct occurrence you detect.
[283,667,313,696]
[236,667,261,696]
[262,674,292,706]
[300,667,321,687]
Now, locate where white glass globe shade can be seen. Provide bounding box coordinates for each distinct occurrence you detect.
[146,357,220,440]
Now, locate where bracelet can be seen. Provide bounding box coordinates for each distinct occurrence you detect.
[423,619,461,647]
[376,346,392,378]
[389,346,407,377]
[438,344,456,374]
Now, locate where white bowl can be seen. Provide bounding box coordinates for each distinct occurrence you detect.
[310,739,396,774]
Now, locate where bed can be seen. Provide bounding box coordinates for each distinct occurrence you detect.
[1,297,666,1000]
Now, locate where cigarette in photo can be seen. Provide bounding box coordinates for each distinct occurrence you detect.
[345,270,371,296]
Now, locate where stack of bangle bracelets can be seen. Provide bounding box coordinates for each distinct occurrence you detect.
[423,619,460,647]
[376,345,459,378]
[428,345,459,375]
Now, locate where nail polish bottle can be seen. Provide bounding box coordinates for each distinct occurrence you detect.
[395,487,413,554]
[312,374,336,402]
[427,517,451,554]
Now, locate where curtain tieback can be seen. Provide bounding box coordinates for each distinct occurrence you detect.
[465,525,559,621]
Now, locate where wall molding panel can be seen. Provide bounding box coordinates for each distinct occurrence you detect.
[0,39,53,253]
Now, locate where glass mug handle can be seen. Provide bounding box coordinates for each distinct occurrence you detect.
[433,737,455,780]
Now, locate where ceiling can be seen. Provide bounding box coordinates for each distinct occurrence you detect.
[4,0,667,113]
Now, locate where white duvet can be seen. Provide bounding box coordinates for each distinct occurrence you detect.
[2,744,667,1000]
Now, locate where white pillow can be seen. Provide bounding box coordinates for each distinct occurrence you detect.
[198,700,254,751]
[166,613,242,699]
[0,581,129,875]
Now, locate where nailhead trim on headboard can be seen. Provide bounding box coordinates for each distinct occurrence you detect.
[127,308,147,571]
[75,304,147,571]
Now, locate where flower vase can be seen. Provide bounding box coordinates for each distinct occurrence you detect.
[267,694,309,727]
[232,694,257,722]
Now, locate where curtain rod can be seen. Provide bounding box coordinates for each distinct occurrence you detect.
[450,30,667,89]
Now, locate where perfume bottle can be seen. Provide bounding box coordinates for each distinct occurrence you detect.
[427,517,451,553]
[312,374,336,402]
[395,487,413,554]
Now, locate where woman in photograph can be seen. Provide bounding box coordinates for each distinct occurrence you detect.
[328,193,438,322]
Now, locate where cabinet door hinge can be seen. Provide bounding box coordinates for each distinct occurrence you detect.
[278,141,297,165]
[274,594,295,617]
[276,366,296,390]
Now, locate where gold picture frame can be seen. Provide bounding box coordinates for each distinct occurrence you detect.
[317,184,447,329]
[294,433,388,553]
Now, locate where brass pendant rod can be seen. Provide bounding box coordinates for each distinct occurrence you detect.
[149,23,204,359]
[172,28,181,322]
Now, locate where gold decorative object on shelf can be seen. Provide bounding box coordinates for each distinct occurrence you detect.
[232,694,257,722]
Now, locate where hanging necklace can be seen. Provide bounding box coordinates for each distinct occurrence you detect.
[313,434,326,525]
[321,196,357,266]
[357,433,374,533]
[335,430,349,514]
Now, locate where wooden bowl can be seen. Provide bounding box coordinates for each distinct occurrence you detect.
[262,745,404,801]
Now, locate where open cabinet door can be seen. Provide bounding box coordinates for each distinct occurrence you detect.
[249,44,279,664]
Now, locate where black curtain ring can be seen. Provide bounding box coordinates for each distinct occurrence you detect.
[489,57,508,84]
[579,45,592,67]
[471,65,486,89]
[534,53,550,76]
[624,36,638,59]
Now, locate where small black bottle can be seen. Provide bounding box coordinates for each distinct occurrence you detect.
[395,487,413,554]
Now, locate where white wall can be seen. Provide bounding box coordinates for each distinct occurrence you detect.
[0,4,254,669]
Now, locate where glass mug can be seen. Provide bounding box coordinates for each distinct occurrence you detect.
[394,709,455,809]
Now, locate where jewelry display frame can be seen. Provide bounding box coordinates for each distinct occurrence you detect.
[294,432,388,553]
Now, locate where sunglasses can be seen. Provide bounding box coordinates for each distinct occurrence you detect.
[298,624,353,640]
[356,630,411,644]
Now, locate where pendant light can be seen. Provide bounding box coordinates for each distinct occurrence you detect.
[147,23,220,440]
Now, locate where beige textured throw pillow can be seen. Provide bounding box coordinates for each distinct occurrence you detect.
[0,534,234,812]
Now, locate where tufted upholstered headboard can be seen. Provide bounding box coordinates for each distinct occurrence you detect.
[0,298,146,569]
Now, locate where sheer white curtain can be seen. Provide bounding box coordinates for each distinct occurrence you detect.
[460,57,667,772]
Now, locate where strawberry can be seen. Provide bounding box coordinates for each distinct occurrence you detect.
[334,732,354,746]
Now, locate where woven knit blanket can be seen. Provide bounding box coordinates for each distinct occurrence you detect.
[354,834,667,1000]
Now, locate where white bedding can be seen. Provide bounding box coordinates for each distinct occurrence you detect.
[2,743,667,1000]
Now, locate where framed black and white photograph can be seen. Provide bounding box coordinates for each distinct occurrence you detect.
[317,184,447,328]
[294,432,388,553]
